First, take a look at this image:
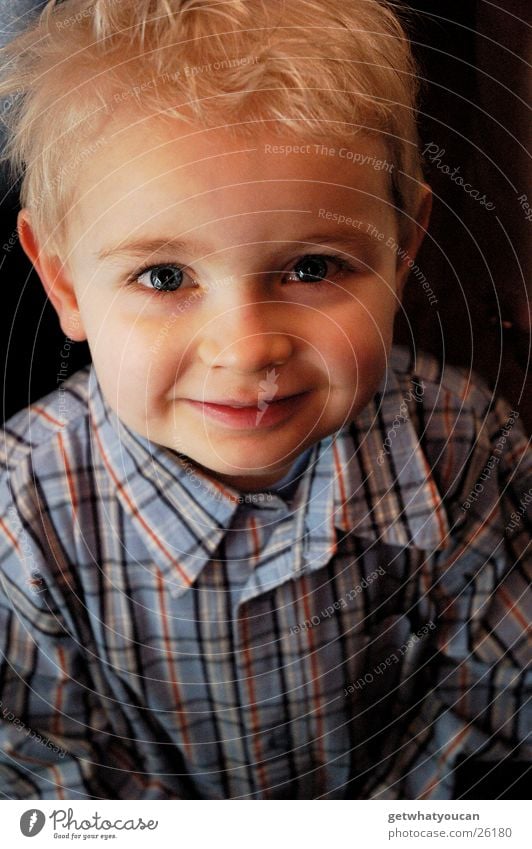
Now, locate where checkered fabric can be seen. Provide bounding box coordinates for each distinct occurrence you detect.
[0,345,530,799]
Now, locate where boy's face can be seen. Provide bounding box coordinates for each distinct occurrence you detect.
[24,116,428,491]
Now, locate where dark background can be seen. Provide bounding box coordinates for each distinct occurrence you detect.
[0,0,530,798]
[395,0,531,435]
[0,0,530,427]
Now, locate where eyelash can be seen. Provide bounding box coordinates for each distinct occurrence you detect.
[124,253,359,299]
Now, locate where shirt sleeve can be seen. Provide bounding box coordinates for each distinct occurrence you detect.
[0,474,182,800]
[396,395,531,799]
[0,498,105,799]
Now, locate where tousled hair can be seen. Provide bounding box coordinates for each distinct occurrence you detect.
[0,0,425,254]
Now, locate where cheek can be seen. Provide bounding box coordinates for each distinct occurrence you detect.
[87,308,182,397]
[315,302,394,418]
[318,301,395,373]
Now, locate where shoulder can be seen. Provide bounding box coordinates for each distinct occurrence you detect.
[389,345,529,500]
[0,366,98,585]
[0,365,96,531]
[1,365,92,474]
[389,345,496,419]
[389,344,522,443]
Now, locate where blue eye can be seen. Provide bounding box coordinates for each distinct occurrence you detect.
[142,264,184,291]
[293,255,329,282]
[286,253,356,286]
[126,262,194,297]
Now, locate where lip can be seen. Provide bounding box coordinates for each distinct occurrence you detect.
[184,392,309,429]
[201,393,300,407]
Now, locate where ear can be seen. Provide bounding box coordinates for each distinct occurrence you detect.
[17,210,87,341]
[394,184,432,302]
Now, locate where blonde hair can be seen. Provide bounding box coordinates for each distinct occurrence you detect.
[0,0,424,254]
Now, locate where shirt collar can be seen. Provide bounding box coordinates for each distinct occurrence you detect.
[285,353,449,579]
[88,371,241,595]
[88,349,448,596]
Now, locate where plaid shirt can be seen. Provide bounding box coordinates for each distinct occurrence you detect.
[0,345,530,800]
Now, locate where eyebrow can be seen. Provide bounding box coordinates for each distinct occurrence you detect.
[295,230,379,252]
[96,227,379,262]
[97,237,209,261]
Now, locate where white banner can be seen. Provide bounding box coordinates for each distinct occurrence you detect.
[1,799,528,849]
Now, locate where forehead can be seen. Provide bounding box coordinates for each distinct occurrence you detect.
[69,113,396,250]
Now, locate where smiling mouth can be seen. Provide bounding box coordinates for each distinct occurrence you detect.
[183,392,310,429]
[204,393,304,408]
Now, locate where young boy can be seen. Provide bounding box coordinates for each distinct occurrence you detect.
[0,0,530,800]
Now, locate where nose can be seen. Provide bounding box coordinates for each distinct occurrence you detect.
[197,301,294,373]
